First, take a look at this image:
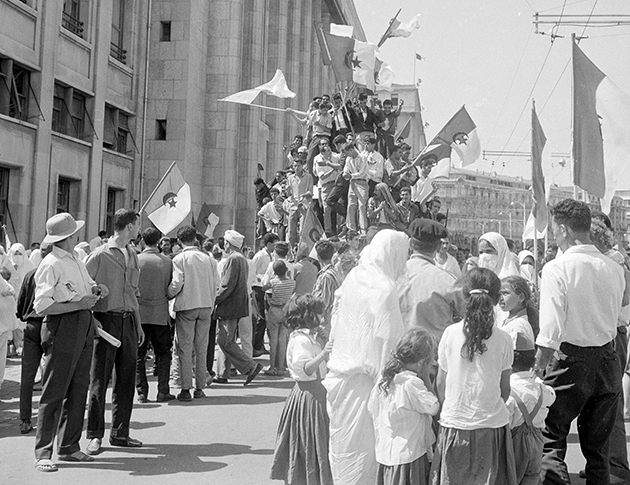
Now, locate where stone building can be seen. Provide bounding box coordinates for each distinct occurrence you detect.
[434,167,629,249]
[0,0,150,244]
[144,0,365,243]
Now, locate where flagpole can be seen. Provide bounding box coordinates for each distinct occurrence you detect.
[139,160,177,213]
[570,33,579,201]
[377,8,402,48]
[532,98,539,291]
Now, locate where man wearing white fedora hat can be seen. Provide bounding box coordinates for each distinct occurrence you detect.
[32,212,108,472]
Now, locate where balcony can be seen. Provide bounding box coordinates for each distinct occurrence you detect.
[110,43,127,64]
[62,11,84,38]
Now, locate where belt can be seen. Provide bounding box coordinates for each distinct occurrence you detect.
[99,310,135,319]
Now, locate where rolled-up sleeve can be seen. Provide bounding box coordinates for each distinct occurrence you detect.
[33,264,56,314]
[536,264,566,350]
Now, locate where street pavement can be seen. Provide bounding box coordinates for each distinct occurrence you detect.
[0,351,626,484]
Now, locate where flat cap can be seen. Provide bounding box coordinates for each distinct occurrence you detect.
[409,218,447,243]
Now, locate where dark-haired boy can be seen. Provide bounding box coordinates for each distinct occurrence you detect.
[375,98,404,158]
[136,228,174,403]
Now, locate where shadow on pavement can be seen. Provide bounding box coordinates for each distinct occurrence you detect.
[167,394,287,406]
[57,442,273,476]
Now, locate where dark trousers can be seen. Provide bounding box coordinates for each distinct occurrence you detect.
[136,323,172,397]
[34,310,94,460]
[326,184,348,220]
[87,312,138,440]
[542,341,621,485]
[20,318,44,422]
[252,287,267,352]
[206,315,218,375]
[377,132,395,159]
[610,326,630,480]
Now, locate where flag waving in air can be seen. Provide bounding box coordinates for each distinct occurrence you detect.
[378,13,421,46]
[322,32,378,91]
[429,106,481,167]
[573,41,630,213]
[219,69,295,106]
[142,162,191,235]
[531,101,547,234]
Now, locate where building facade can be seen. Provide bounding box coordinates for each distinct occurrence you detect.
[144,0,365,243]
[434,167,630,250]
[0,0,149,245]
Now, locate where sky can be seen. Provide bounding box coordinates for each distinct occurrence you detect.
[355,0,630,187]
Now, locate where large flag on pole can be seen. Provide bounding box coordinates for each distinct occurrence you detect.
[388,14,421,39]
[429,106,481,167]
[531,101,547,233]
[219,69,295,106]
[322,32,378,91]
[142,162,191,235]
[573,41,630,213]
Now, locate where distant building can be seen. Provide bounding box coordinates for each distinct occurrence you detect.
[434,167,630,249]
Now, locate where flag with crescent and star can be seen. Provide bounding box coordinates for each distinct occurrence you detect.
[322,31,378,91]
[143,163,191,235]
[426,105,481,167]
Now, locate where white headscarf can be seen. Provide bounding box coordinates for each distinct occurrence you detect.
[7,243,35,291]
[328,229,410,378]
[479,232,519,279]
[518,249,537,285]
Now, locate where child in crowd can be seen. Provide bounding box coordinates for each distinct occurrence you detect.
[270,294,333,485]
[263,260,296,376]
[0,266,17,391]
[506,333,556,485]
[499,275,539,345]
[368,328,440,485]
[432,267,517,485]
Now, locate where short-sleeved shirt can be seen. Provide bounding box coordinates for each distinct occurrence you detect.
[286,172,314,210]
[438,320,513,429]
[287,328,326,381]
[266,277,296,307]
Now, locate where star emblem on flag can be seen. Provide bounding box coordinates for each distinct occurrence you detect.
[163,192,178,208]
[452,132,469,146]
[344,50,362,70]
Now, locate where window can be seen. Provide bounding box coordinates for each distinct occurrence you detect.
[62,0,84,38]
[111,0,127,63]
[51,82,95,140]
[161,22,171,42]
[156,119,167,140]
[0,168,8,228]
[57,178,70,214]
[104,104,135,154]
[0,59,38,122]
[105,188,120,236]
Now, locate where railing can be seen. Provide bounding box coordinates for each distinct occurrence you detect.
[62,11,84,38]
[110,43,127,64]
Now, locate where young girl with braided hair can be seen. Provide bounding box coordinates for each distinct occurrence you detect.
[431,267,518,485]
[367,328,440,485]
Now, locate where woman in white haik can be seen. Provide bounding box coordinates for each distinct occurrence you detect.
[478,232,520,279]
[323,229,409,485]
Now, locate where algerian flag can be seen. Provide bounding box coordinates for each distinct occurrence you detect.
[142,162,191,235]
[573,41,630,214]
[375,56,395,91]
[219,69,295,106]
[429,106,481,167]
[323,32,378,91]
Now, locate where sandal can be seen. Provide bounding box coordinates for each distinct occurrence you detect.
[35,460,58,472]
[58,451,94,462]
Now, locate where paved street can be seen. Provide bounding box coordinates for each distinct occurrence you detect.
[0,351,625,484]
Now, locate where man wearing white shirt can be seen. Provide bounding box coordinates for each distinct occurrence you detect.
[342,142,369,235]
[251,233,278,357]
[535,199,625,485]
[364,136,385,197]
[313,138,340,236]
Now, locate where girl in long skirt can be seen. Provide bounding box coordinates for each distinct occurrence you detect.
[270,294,333,485]
[368,328,440,485]
[431,268,518,485]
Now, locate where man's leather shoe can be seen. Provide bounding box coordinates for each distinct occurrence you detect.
[244,363,263,386]
[109,436,143,448]
[156,392,175,402]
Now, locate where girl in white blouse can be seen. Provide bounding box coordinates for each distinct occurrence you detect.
[368,328,440,485]
[270,294,333,485]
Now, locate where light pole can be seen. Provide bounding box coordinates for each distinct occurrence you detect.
[500,211,513,239]
[511,200,527,239]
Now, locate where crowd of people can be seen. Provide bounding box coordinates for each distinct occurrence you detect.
[0,90,629,485]
[255,92,448,251]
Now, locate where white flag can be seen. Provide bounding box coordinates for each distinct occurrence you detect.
[219,70,295,106]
